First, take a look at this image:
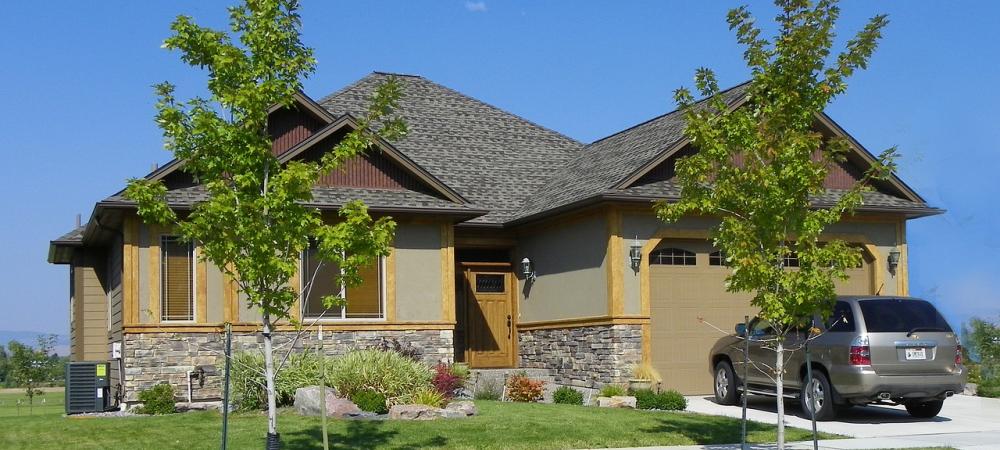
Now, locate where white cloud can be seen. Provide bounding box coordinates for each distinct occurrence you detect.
[465,1,487,12]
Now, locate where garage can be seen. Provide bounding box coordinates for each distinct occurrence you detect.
[648,239,875,394]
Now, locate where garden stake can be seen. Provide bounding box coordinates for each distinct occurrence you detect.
[319,325,329,450]
[805,319,818,450]
[221,323,232,450]
[741,315,749,450]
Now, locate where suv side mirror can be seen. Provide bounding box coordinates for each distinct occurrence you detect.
[735,323,747,337]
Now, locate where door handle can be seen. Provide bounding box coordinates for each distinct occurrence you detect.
[507,315,512,339]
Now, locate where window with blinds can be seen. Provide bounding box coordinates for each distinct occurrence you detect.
[161,236,194,321]
[301,246,384,320]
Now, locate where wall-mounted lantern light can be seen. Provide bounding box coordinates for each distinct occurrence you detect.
[629,236,642,272]
[521,257,536,282]
[887,248,901,274]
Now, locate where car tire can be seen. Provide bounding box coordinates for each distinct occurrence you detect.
[714,360,739,406]
[905,399,944,418]
[801,371,837,421]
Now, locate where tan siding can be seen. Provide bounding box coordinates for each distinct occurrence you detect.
[73,251,109,362]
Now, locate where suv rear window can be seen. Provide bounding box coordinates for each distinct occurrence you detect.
[858,299,952,333]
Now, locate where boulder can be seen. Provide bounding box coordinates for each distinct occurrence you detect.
[444,400,478,416]
[294,386,362,418]
[596,396,637,409]
[389,404,472,420]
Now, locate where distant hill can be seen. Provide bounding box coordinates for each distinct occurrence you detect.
[0,331,70,356]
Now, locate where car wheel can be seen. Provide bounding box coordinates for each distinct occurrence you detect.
[801,371,837,421]
[714,360,739,405]
[905,399,944,418]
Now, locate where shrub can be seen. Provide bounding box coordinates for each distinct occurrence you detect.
[979,377,1000,398]
[599,384,627,397]
[473,377,502,401]
[633,388,687,410]
[370,338,422,362]
[230,351,325,410]
[328,349,432,403]
[351,390,388,414]
[432,363,466,398]
[406,387,446,408]
[449,363,471,380]
[137,384,176,415]
[505,373,543,402]
[552,386,584,405]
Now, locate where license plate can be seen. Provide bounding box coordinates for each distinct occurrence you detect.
[905,348,926,360]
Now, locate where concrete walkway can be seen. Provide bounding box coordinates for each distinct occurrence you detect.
[629,394,1000,449]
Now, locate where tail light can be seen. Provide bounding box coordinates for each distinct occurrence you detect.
[956,344,963,366]
[850,336,871,366]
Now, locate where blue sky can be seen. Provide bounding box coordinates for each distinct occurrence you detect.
[1,1,997,334]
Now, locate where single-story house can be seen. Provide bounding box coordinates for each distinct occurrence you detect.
[48,72,940,407]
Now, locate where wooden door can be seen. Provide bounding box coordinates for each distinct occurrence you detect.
[463,263,515,368]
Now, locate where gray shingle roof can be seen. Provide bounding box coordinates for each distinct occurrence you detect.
[318,73,583,223]
[512,83,750,222]
[103,185,482,214]
[52,225,86,244]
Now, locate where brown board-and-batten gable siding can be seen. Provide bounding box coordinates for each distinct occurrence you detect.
[269,105,328,156]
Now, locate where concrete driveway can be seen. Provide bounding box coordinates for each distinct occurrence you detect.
[685,394,1000,448]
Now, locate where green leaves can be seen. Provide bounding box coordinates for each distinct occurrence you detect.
[655,0,893,330]
[123,0,405,324]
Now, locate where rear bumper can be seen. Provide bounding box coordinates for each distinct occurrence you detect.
[830,365,966,402]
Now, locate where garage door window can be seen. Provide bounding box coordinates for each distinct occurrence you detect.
[709,250,728,266]
[650,248,696,265]
[783,252,799,267]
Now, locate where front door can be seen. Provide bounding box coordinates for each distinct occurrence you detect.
[463,263,515,368]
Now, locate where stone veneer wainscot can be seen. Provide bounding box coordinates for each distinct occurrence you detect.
[518,324,643,387]
[122,329,454,404]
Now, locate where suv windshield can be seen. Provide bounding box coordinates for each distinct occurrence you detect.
[858,298,952,333]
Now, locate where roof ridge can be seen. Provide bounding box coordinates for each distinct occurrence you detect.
[372,71,423,78]
[586,80,751,147]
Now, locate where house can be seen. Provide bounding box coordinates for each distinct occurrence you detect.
[48,72,940,407]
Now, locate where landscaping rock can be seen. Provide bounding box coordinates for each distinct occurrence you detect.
[294,386,362,418]
[389,404,471,420]
[596,395,637,409]
[445,400,478,416]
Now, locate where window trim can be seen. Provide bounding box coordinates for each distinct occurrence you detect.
[300,253,387,322]
[160,236,196,323]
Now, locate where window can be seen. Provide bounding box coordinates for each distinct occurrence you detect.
[475,274,506,293]
[301,246,385,320]
[709,250,728,266]
[783,252,799,268]
[649,248,696,265]
[825,301,856,332]
[858,299,952,333]
[161,236,194,322]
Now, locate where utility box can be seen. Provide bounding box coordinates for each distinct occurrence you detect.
[65,362,110,414]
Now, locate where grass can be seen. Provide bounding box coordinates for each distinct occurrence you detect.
[0,390,838,449]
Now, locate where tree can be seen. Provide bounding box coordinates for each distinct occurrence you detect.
[963,317,1000,397]
[0,345,8,387]
[8,335,57,412]
[124,0,404,445]
[656,1,895,447]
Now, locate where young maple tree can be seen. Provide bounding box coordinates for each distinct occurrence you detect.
[125,0,404,445]
[656,0,895,446]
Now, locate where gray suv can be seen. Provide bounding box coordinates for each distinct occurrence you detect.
[709,296,966,420]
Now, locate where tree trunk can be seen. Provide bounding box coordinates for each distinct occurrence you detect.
[262,312,279,446]
[775,338,785,450]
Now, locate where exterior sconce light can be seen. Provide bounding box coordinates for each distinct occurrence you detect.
[629,236,642,272]
[887,248,901,274]
[521,257,536,282]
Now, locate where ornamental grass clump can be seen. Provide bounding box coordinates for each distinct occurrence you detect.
[598,384,627,397]
[406,387,447,408]
[230,351,325,410]
[505,373,543,402]
[328,348,432,404]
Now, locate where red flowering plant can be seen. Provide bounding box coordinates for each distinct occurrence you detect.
[432,363,467,398]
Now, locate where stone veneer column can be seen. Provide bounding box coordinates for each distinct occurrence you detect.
[517,324,643,387]
[122,329,454,405]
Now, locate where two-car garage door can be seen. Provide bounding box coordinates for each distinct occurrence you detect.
[649,239,874,394]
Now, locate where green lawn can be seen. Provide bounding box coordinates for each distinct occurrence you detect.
[0,391,837,449]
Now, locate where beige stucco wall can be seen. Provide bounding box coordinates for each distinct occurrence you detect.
[620,212,905,314]
[394,222,444,322]
[515,213,609,322]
